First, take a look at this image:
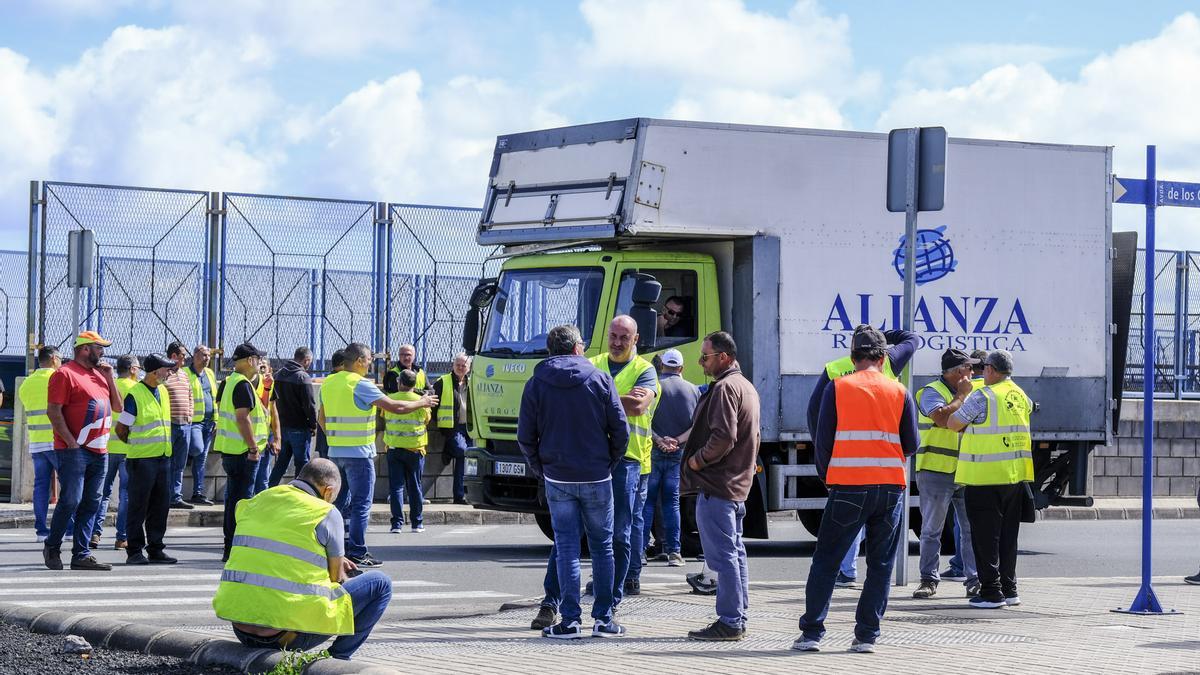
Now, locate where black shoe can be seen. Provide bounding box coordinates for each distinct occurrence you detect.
[169,500,195,510]
[685,572,717,596]
[126,552,150,565]
[148,553,178,565]
[624,578,641,596]
[43,545,62,571]
[70,556,112,571]
[583,580,594,597]
[1185,572,1200,585]
[687,620,745,641]
[531,605,558,630]
[453,498,469,505]
[189,495,214,506]
[348,553,384,568]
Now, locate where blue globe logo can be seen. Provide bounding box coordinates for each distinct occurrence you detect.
[892,225,957,285]
[485,364,495,378]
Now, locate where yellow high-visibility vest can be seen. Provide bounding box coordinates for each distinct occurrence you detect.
[954,378,1033,486]
[591,353,657,474]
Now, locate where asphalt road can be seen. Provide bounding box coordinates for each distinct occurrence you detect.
[0,519,1196,630]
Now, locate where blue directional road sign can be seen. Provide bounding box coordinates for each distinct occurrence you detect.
[1114,176,1200,208]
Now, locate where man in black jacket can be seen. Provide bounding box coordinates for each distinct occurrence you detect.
[268,347,318,486]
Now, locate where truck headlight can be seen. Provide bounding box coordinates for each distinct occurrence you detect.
[465,458,478,477]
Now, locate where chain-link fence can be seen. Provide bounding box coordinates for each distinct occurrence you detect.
[22,180,485,375]
[1125,247,1200,397]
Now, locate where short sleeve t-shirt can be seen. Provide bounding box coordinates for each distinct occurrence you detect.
[917,381,951,418]
[326,378,386,460]
[217,379,258,411]
[47,361,112,453]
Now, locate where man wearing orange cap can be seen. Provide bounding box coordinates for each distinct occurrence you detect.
[43,331,124,571]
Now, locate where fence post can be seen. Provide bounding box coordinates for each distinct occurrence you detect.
[217,194,229,373]
[1175,251,1187,398]
[384,204,394,361]
[26,181,40,374]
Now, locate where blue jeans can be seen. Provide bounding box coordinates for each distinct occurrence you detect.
[32,452,70,538]
[93,452,129,542]
[643,455,682,553]
[46,448,108,559]
[947,512,964,574]
[611,459,646,606]
[233,570,393,661]
[189,419,213,498]
[840,527,866,578]
[696,493,750,629]
[800,485,905,644]
[916,469,977,584]
[221,453,258,559]
[334,457,376,559]
[170,423,201,502]
[253,448,273,494]
[443,424,469,500]
[269,427,312,487]
[386,449,424,529]
[542,480,615,624]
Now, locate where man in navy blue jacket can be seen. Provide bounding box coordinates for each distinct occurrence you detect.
[518,324,629,640]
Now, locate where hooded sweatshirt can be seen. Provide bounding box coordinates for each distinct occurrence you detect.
[272,359,317,432]
[517,354,629,483]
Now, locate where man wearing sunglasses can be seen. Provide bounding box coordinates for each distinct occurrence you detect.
[657,296,691,339]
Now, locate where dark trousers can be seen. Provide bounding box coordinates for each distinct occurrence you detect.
[800,484,904,644]
[443,424,469,500]
[125,455,171,557]
[964,483,1023,601]
[222,453,259,558]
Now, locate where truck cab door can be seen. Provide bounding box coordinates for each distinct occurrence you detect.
[610,263,710,383]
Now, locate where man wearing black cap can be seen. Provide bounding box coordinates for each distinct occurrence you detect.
[912,349,979,600]
[214,342,276,560]
[795,326,919,654]
[114,354,178,565]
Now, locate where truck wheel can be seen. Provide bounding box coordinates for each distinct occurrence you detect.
[798,510,823,537]
[534,512,590,556]
[680,494,702,558]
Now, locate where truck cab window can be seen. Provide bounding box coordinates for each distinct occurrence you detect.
[615,268,698,348]
[480,267,604,357]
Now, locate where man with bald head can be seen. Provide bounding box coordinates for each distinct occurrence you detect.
[214,457,394,661]
[590,315,658,605]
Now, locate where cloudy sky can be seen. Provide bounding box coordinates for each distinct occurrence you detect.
[2,0,1198,249]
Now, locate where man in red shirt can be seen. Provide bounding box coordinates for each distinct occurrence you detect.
[44,331,123,571]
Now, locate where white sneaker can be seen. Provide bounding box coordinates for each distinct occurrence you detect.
[667,552,685,567]
[969,597,1006,609]
[412,526,425,533]
[1004,596,1021,606]
[542,621,584,639]
[36,535,47,543]
[849,639,875,653]
[389,527,403,534]
[791,637,821,652]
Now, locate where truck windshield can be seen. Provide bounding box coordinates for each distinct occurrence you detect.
[479,267,605,357]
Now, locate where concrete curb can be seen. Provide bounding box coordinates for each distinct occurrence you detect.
[0,601,386,674]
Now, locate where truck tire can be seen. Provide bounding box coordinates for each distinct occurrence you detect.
[534,512,590,556]
[798,510,823,538]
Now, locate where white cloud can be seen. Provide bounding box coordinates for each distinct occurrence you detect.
[877,13,1200,248]
[898,43,1084,90]
[173,0,433,59]
[0,49,61,201]
[580,0,873,128]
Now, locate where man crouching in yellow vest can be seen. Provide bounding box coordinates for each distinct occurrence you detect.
[213,457,393,661]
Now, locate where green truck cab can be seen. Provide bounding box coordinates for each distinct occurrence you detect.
[462,250,718,538]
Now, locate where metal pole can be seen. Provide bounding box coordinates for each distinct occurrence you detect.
[206,192,221,349]
[896,127,919,586]
[1175,251,1186,399]
[26,181,39,374]
[1115,144,1172,615]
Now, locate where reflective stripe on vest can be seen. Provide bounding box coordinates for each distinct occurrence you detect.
[824,355,898,381]
[124,383,173,459]
[591,353,657,474]
[18,369,55,453]
[107,377,139,455]
[437,374,456,428]
[213,485,354,635]
[953,379,1034,486]
[383,390,428,449]
[320,371,376,447]
[915,379,961,474]
[826,370,907,486]
[214,372,268,455]
[187,366,217,423]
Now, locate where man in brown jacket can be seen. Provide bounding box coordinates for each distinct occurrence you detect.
[678,331,760,641]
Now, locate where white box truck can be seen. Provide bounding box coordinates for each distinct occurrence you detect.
[461,118,1135,549]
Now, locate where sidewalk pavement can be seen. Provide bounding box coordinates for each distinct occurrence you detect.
[2,497,1196,530]
[16,575,1192,674]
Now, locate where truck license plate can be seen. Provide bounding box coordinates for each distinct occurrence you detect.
[495,461,526,477]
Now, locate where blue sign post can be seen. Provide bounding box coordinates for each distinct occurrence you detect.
[1112,145,1197,616]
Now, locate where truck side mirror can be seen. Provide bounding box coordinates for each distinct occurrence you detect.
[629,274,662,352]
[463,307,481,356]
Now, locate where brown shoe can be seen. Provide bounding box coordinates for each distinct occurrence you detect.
[114,540,127,550]
[90,534,101,549]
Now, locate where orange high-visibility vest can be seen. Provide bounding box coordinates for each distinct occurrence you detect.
[827,369,908,486]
